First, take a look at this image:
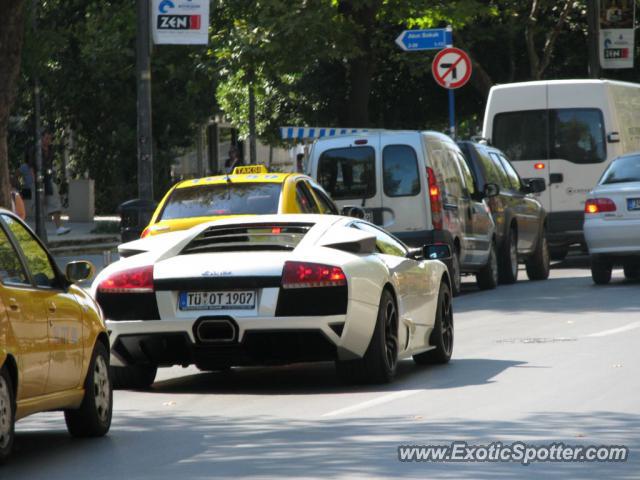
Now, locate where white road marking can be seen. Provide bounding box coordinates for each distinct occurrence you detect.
[587,321,640,338]
[322,389,422,417]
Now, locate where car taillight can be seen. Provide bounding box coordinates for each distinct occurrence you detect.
[140,228,150,238]
[282,261,346,289]
[427,167,443,230]
[585,198,617,214]
[98,265,154,293]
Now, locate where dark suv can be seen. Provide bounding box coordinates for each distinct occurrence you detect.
[458,141,550,283]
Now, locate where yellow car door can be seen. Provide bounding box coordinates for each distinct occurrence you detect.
[2,215,84,393]
[0,222,49,400]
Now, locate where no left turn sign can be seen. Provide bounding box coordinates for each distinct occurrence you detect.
[432,47,472,89]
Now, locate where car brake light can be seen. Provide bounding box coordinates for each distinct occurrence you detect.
[282,261,346,289]
[141,227,150,238]
[427,167,443,230]
[534,163,545,170]
[98,265,154,293]
[584,198,617,214]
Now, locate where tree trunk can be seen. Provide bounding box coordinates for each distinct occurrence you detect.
[0,0,26,209]
[338,0,381,128]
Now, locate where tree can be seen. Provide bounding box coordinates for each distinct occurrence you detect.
[0,0,26,209]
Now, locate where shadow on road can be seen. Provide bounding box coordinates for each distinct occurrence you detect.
[455,272,640,314]
[5,410,638,479]
[146,358,527,396]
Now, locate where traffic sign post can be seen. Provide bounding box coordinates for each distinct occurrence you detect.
[395,27,472,139]
[431,47,472,139]
[395,27,452,51]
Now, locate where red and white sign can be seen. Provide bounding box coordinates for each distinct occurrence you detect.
[432,47,472,89]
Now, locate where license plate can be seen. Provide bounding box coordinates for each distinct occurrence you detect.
[178,291,256,310]
[627,198,640,211]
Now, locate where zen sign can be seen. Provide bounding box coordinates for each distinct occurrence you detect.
[152,0,209,45]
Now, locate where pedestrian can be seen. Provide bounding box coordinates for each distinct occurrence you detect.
[10,176,26,220]
[225,145,242,173]
[42,131,70,235]
[296,153,304,173]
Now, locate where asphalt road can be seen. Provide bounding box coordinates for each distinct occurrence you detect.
[4,261,640,479]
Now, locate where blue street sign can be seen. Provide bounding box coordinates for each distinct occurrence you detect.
[395,28,453,51]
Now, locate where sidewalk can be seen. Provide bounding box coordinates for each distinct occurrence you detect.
[26,215,121,255]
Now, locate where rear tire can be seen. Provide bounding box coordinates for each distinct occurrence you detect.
[623,264,640,280]
[336,289,398,384]
[450,248,462,296]
[591,255,612,285]
[65,342,112,438]
[498,227,518,284]
[525,230,551,281]
[413,282,453,365]
[111,364,157,390]
[0,366,15,463]
[476,241,498,290]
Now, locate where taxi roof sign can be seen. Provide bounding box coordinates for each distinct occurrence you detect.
[233,164,268,175]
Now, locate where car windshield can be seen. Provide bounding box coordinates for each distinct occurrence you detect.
[600,155,640,185]
[159,182,282,220]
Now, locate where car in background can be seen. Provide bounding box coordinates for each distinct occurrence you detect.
[141,165,339,238]
[458,141,550,283]
[308,130,498,295]
[0,210,112,462]
[584,152,640,284]
[92,214,453,388]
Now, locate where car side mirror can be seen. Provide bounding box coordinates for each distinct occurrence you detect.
[523,177,546,193]
[405,247,424,261]
[484,183,500,198]
[341,205,366,219]
[66,261,95,283]
[423,243,452,260]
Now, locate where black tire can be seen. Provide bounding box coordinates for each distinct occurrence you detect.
[623,264,640,281]
[413,281,453,365]
[336,289,398,384]
[550,246,569,261]
[591,255,612,285]
[525,229,551,281]
[65,342,112,438]
[498,226,518,284]
[476,241,498,290]
[0,366,15,463]
[111,364,157,390]
[450,247,462,296]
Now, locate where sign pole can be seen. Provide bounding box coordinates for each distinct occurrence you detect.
[448,89,455,139]
[447,31,455,139]
[137,0,154,202]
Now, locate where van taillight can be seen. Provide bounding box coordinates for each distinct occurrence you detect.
[98,265,155,293]
[427,167,443,230]
[585,198,616,214]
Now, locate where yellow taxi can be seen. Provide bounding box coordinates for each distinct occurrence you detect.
[141,165,340,237]
[0,209,111,462]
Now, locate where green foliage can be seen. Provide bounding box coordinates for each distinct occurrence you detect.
[9,0,640,216]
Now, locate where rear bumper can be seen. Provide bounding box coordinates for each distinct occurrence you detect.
[547,211,585,247]
[106,299,378,368]
[584,218,640,254]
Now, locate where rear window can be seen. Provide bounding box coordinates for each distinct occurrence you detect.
[600,155,640,184]
[383,145,420,197]
[493,108,606,164]
[160,183,282,220]
[317,147,376,200]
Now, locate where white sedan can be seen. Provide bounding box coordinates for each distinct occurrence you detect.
[91,215,453,387]
[585,152,640,284]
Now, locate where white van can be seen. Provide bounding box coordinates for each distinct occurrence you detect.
[308,130,497,295]
[483,79,640,258]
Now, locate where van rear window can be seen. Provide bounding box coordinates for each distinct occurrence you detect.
[318,147,376,200]
[493,108,606,164]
